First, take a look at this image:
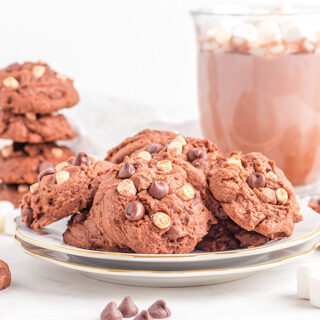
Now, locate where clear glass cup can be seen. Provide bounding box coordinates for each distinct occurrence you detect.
[192,6,320,193]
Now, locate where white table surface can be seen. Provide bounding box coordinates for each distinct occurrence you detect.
[1,235,320,320]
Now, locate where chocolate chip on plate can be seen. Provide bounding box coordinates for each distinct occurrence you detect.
[100,301,123,320]
[147,143,163,154]
[187,148,207,162]
[148,181,169,200]
[148,300,171,319]
[38,167,55,181]
[247,173,266,189]
[125,202,145,221]
[118,296,139,318]
[21,207,34,227]
[73,152,91,166]
[118,161,136,179]
[134,310,154,320]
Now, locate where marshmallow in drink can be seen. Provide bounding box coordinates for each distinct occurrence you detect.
[309,273,320,308]
[231,23,257,44]
[256,20,282,45]
[282,21,316,43]
[297,263,320,299]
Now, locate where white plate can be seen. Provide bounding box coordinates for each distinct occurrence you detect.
[16,235,320,287]
[14,204,320,265]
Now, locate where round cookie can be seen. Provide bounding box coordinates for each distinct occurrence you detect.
[0,110,77,143]
[21,153,113,230]
[0,183,29,208]
[209,152,302,239]
[308,198,320,214]
[63,210,131,252]
[0,142,73,184]
[91,156,214,254]
[0,260,11,291]
[0,61,79,114]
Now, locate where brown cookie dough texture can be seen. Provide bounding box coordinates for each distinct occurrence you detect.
[91,156,214,254]
[308,198,320,214]
[63,210,130,252]
[0,143,73,184]
[0,260,11,291]
[0,61,79,114]
[0,110,77,143]
[21,153,113,230]
[209,152,302,239]
[0,183,29,208]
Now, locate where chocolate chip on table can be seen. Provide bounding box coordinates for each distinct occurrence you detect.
[148,300,171,319]
[125,201,145,221]
[147,143,163,154]
[148,181,169,200]
[118,296,139,318]
[134,310,154,320]
[21,207,34,227]
[118,161,136,179]
[38,167,55,181]
[73,152,92,166]
[247,173,266,189]
[100,301,123,320]
[187,148,207,162]
[38,161,54,173]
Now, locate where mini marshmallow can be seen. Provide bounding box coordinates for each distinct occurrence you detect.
[231,23,257,43]
[256,20,282,45]
[297,263,320,299]
[282,21,316,43]
[309,272,320,308]
[205,26,230,45]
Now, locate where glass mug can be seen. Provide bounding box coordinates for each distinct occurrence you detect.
[192,6,320,192]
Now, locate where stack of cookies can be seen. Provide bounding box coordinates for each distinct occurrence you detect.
[0,61,79,207]
[21,129,303,254]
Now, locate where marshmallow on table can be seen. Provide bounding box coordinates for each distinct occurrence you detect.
[297,263,320,299]
[0,201,18,235]
[310,272,320,308]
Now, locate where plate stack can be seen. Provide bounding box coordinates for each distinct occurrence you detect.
[15,203,320,287]
[0,61,79,207]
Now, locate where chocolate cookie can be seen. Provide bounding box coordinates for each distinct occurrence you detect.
[63,210,130,252]
[209,152,302,239]
[0,260,11,291]
[308,198,320,214]
[0,110,77,143]
[0,183,29,208]
[21,153,113,230]
[0,61,79,114]
[91,156,214,254]
[0,142,73,184]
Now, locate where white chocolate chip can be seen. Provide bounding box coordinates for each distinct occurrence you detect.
[137,151,152,161]
[32,65,46,78]
[89,155,99,163]
[157,160,172,173]
[17,184,29,194]
[266,171,278,180]
[56,170,70,185]
[117,179,137,197]
[173,135,187,146]
[56,73,67,81]
[3,76,19,88]
[25,112,37,120]
[152,212,171,229]
[55,161,68,171]
[176,184,195,201]
[1,146,13,158]
[226,156,242,168]
[51,147,63,158]
[276,188,288,204]
[50,111,59,116]
[30,183,39,194]
[167,142,183,156]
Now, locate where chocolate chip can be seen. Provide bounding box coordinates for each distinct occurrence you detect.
[21,208,33,227]
[38,161,54,173]
[118,296,139,318]
[247,173,266,189]
[12,142,24,152]
[6,63,21,72]
[38,167,55,181]
[100,301,123,320]
[148,300,171,319]
[133,310,153,320]
[187,148,207,162]
[73,152,92,166]
[118,161,136,179]
[148,181,169,200]
[125,201,145,221]
[147,143,163,154]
